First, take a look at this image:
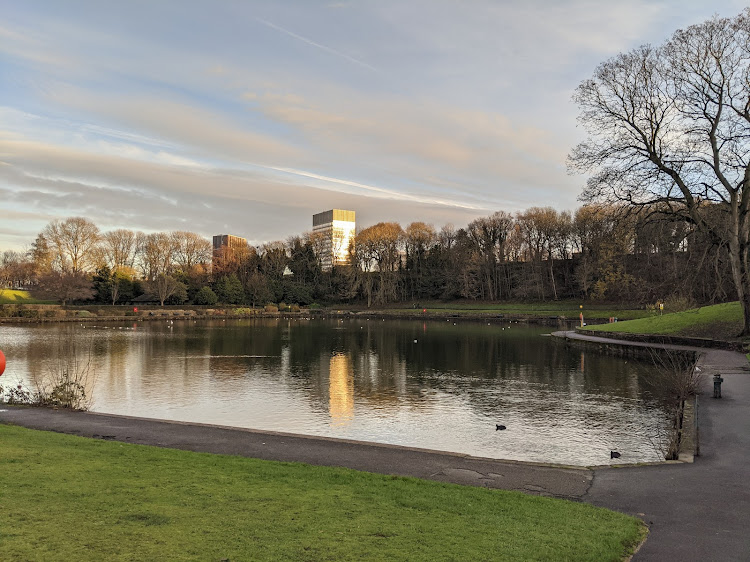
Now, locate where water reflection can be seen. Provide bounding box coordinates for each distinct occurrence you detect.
[1,319,671,465]
[328,353,354,427]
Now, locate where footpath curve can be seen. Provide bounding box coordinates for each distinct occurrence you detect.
[2,331,749,560]
[553,330,750,561]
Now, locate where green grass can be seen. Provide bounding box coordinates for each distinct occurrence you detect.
[584,302,744,341]
[0,425,645,561]
[0,289,47,304]
[382,301,650,320]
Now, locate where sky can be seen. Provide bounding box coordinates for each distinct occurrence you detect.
[1,0,746,251]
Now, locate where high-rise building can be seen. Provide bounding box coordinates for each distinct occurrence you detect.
[212,234,248,272]
[312,209,356,270]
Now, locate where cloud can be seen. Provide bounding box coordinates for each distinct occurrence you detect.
[45,88,306,167]
[0,137,489,247]
[248,86,579,203]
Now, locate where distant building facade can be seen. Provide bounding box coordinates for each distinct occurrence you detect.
[312,209,356,270]
[212,234,248,272]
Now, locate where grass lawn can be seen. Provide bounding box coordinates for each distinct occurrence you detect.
[383,301,650,321]
[0,425,645,561]
[583,302,744,342]
[0,289,50,305]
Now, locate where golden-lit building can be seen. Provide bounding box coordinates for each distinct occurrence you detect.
[212,234,248,272]
[312,209,356,270]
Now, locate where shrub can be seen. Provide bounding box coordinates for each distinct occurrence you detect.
[235,307,255,316]
[1,340,94,410]
[19,308,40,318]
[0,305,17,317]
[264,303,279,313]
[664,294,696,313]
[194,286,219,306]
[290,304,301,313]
[278,302,289,312]
[44,308,66,318]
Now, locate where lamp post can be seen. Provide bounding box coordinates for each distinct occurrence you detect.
[579,305,584,328]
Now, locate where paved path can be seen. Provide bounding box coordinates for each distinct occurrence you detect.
[554,331,750,561]
[0,406,592,499]
[2,332,748,560]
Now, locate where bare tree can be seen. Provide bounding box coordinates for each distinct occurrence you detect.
[138,232,177,281]
[171,231,211,273]
[404,222,436,270]
[150,274,186,306]
[306,230,327,271]
[569,9,750,334]
[647,349,704,460]
[34,272,95,305]
[41,217,101,274]
[101,229,138,272]
[1,251,34,290]
[466,212,514,300]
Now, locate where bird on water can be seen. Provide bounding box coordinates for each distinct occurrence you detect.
[496,424,506,431]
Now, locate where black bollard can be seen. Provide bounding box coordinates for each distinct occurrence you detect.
[713,374,724,398]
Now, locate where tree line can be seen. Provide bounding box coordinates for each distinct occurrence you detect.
[0,205,737,309]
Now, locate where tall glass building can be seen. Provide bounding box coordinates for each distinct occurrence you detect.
[312,209,356,270]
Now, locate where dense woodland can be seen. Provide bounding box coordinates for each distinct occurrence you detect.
[0,205,737,309]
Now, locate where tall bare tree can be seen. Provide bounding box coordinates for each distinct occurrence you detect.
[404,222,436,271]
[171,231,211,273]
[466,212,514,300]
[569,9,750,334]
[101,229,138,272]
[0,250,34,290]
[138,232,177,281]
[42,217,101,274]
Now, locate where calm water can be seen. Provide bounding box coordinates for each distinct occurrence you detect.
[1,318,672,465]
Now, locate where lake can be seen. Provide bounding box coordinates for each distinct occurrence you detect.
[1,317,672,465]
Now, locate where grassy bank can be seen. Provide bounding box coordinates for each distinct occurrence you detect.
[0,425,645,561]
[583,302,744,342]
[0,289,49,304]
[380,301,650,321]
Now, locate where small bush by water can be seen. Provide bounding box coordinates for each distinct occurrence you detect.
[0,340,94,410]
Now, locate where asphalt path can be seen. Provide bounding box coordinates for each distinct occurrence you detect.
[555,332,750,561]
[1,331,748,560]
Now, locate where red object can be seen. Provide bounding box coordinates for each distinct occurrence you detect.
[0,350,5,377]
[134,307,138,312]
[423,308,426,313]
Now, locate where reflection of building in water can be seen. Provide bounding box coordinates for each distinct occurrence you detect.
[328,352,354,426]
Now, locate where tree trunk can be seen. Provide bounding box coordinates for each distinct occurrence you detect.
[549,257,558,300]
[741,289,750,337]
[727,225,750,336]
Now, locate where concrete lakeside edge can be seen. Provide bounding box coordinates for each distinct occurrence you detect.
[574,327,745,352]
